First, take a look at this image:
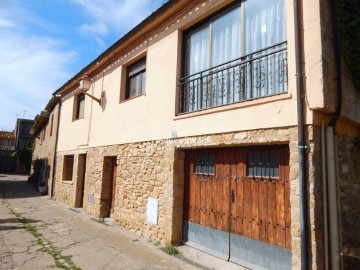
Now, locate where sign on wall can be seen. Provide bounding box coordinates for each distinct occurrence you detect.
[146,197,158,225]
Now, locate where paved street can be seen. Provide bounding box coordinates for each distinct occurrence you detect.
[0,174,247,270]
[0,174,200,270]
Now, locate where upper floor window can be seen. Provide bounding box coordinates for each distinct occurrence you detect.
[126,58,146,99]
[75,93,85,120]
[50,114,54,137]
[179,0,287,113]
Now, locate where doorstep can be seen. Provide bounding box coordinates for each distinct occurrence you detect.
[68,206,249,270]
[177,245,250,270]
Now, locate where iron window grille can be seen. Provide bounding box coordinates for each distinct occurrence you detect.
[247,150,280,178]
[179,0,287,114]
[194,151,215,175]
[179,42,288,114]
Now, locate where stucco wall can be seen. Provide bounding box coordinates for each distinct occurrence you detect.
[53,125,326,269]
[56,0,311,152]
[32,103,60,191]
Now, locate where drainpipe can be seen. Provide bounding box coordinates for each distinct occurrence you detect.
[326,127,341,270]
[328,0,342,128]
[326,0,343,269]
[293,0,309,269]
[51,97,62,198]
[321,120,329,270]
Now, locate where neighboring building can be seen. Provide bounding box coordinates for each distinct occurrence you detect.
[0,131,15,151]
[14,118,34,149]
[0,131,16,173]
[34,0,359,269]
[30,97,60,195]
[14,118,34,174]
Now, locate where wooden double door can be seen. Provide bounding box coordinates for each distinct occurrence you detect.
[183,146,291,268]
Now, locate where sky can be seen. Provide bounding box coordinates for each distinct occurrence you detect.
[0,0,168,131]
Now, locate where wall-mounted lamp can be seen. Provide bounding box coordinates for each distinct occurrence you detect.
[79,76,103,105]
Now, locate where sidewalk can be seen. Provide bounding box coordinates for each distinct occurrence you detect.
[0,174,247,270]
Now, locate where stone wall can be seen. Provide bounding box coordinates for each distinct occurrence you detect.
[53,125,325,269]
[337,135,360,269]
[53,154,79,206]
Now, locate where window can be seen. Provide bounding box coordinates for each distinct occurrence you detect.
[50,114,54,137]
[179,0,287,113]
[126,58,146,99]
[75,93,85,119]
[194,151,215,175]
[42,125,46,141]
[63,155,74,181]
[247,150,279,178]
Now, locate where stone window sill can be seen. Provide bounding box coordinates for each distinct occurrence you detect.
[61,181,74,185]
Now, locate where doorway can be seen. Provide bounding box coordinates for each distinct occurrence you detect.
[183,146,291,270]
[101,156,117,217]
[75,154,87,208]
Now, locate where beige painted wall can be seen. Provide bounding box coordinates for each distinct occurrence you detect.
[33,104,60,163]
[58,91,91,150]
[57,0,359,152]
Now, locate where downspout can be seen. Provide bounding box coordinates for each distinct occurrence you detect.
[326,0,343,269]
[325,127,340,270]
[51,97,62,198]
[293,0,309,269]
[321,120,329,270]
[328,0,342,128]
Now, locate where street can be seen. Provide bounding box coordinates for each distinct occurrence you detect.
[0,174,247,270]
[0,174,199,270]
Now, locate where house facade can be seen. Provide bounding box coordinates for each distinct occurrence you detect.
[41,0,359,269]
[13,118,35,174]
[14,118,34,149]
[30,97,60,195]
[0,131,16,173]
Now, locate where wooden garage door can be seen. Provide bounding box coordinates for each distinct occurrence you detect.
[183,145,291,249]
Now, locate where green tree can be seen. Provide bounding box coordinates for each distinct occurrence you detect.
[11,148,32,172]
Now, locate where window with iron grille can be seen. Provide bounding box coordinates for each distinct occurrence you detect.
[194,151,215,175]
[247,150,279,178]
[179,0,287,113]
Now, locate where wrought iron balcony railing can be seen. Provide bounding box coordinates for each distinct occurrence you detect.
[179,42,288,114]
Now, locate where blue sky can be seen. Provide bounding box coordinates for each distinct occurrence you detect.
[0,0,167,131]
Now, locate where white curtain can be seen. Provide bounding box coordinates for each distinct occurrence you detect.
[244,0,286,54]
[244,0,286,98]
[211,6,241,106]
[186,26,209,111]
[183,0,287,112]
[211,7,241,67]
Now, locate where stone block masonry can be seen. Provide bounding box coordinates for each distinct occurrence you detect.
[54,125,325,269]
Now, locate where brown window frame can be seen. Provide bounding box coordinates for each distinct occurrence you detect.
[75,93,85,120]
[50,114,54,137]
[125,57,146,100]
[62,155,74,181]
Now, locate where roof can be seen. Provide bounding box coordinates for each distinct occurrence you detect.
[0,131,15,140]
[53,0,183,96]
[30,96,60,136]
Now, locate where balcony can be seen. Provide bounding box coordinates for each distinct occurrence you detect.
[179,42,288,114]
